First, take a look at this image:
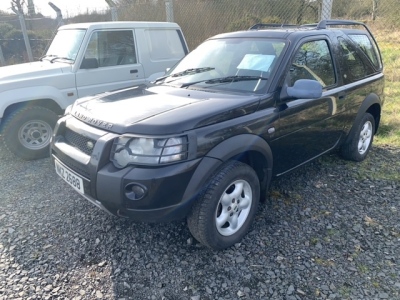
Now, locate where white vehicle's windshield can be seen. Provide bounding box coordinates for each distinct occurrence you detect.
[158,38,287,93]
[44,29,86,62]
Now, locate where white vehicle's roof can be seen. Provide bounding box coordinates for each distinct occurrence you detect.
[59,21,180,30]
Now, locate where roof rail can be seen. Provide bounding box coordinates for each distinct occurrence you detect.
[317,19,366,29]
[249,20,376,43]
[249,23,299,30]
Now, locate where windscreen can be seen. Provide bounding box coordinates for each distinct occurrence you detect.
[161,37,287,93]
[46,29,86,61]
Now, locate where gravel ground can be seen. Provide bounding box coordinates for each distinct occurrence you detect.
[0,144,399,300]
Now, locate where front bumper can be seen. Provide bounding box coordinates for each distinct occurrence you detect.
[53,155,203,222]
[50,116,219,222]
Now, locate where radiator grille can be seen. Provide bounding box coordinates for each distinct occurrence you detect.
[65,128,96,156]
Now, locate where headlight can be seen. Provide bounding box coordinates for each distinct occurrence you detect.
[64,104,73,115]
[111,136,188,168]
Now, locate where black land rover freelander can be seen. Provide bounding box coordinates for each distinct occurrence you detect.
[51,20,384,250]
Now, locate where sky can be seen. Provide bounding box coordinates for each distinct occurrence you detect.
[0,0,110,18]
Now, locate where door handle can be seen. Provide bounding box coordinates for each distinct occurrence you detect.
[130,69,138,74]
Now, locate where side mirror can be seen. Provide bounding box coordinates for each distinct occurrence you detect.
[286,79,323,99]
[80,58,99,69]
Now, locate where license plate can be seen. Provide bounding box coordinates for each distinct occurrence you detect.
[55,160,85,194]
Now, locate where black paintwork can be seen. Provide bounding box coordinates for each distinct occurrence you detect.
[51,21,384,221]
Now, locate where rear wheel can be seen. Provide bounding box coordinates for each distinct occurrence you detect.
[187,161,260,250]
[341,113,375,162]
[2,106,59,160]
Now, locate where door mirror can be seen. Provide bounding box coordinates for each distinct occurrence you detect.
[80,58,99,69]
[286,79,323,99]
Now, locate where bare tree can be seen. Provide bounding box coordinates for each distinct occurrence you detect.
[11,0,26,15]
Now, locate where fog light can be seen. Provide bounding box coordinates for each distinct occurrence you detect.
[125,183,147,200]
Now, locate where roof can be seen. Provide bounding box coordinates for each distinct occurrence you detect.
[59,21,181,31]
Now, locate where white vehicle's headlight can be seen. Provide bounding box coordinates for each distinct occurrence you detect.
[111,136,188,168]
[64,104,73,115]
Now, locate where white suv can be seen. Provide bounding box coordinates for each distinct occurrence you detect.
[0,21,188,160]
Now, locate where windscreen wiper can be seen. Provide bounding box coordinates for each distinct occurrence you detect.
[49,56,75,63]
[39,54,56,61]
[153,67,215,83]
[180,75,268,88]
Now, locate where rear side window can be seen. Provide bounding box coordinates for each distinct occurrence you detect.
[348,34,381,69]
[338,37,375,84]
[145,29,186,60]
[286,39,336,87]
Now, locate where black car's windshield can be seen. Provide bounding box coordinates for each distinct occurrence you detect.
[158,38,287,93]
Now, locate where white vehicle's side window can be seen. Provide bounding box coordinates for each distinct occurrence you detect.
[81,30,137,69]
[145,29,185,60]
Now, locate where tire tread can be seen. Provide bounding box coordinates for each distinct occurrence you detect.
[2,106,59,160]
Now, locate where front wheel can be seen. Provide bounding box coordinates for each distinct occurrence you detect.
[2,106,59,160]
[187,161,260,250]
[340,112,375,162]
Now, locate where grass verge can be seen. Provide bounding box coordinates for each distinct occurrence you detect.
[374,30,400,147]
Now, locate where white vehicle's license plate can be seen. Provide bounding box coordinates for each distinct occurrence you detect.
[55,160,85,194]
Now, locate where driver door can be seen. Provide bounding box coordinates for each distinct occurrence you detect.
[75,29,145,98]
[272,37,345,175]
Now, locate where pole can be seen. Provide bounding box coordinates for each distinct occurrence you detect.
[19,14,34,62]
[0,45,5,66]
[165,0,174,22]
[11,7,34,63]
[27,0,36,16]
[321,0,333,20]
[105,0,118,21]
[48,2,64,27]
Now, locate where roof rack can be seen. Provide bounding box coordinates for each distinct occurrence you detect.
[249,23,299,30]
[249,19,374,37]
[316,19,366,29]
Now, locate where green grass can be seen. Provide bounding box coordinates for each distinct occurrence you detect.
[374,30,400,147]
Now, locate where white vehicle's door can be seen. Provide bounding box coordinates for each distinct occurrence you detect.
[75,29,145,98]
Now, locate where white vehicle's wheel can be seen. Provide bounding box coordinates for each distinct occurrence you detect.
[187,161,260,250]
[2,106,58,160]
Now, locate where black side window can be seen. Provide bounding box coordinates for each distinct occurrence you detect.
[82,30,137,68]
[286,40,335,87]
[348,34,381,69]
[338,37,375,84]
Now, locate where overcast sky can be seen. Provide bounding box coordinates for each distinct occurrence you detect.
[0,0,110,18]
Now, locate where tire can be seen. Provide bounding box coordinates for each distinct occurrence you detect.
[187,161,260,250]
[2,106,59,160]
[341,112,375,162]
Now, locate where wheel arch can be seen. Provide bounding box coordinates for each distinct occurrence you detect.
[3,99,63,119]
[349,93,382,137]
[0,84,72,123]
[182,134,273,208]
[206,134,273,192]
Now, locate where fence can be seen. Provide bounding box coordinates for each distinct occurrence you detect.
[0,0,399,65]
